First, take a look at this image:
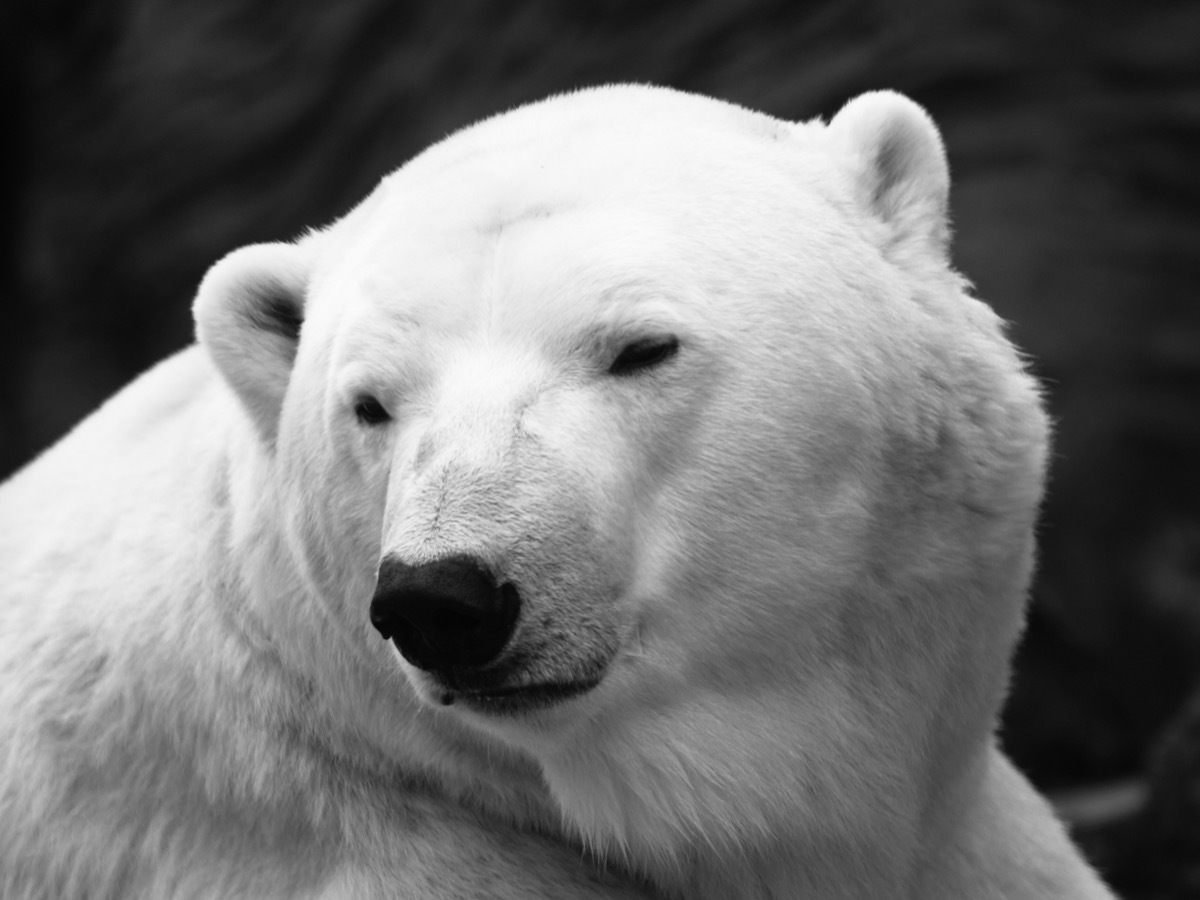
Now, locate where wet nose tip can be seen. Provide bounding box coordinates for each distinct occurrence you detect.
[369,555,520,670]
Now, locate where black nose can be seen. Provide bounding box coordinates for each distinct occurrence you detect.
[369,555,520,670]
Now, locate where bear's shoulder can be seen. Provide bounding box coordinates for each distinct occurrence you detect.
[1,348,226,537]
[0,347,230,670]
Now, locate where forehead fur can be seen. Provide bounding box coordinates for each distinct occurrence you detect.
[349,86,831,254]
[308,86,854,351]
[415,84,798,172]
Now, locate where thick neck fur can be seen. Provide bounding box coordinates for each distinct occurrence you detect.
[542,736,1110,899]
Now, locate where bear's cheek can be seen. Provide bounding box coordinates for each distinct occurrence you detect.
[607,358,884,666]
[265,369,401,608]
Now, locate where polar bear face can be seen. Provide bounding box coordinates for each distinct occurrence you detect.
[195,87,1048,876]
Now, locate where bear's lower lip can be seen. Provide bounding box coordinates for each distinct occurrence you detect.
[447,678,601,715]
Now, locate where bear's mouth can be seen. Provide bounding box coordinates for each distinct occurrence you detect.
[437,677,602,715]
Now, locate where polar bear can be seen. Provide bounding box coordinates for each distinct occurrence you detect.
[0,86,1113,899]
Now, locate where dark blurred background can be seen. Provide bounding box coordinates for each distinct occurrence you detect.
[6,1,1200,895]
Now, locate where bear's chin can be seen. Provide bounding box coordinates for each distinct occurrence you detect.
[395,651,611,718]
[439,678,604,715]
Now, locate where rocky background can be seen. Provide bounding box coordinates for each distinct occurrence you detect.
[6,1,1200,895]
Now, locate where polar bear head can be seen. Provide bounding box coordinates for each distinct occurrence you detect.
[194,87,1048,888]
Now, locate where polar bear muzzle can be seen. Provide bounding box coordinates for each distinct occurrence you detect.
[369,554,520,672]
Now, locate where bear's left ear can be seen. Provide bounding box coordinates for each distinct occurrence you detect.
[827,91,950,260]
[193,241,312,445]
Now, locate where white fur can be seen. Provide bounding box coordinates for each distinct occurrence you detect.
[0,85,1113,899]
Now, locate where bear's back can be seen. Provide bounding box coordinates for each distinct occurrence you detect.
[0,347,225,604]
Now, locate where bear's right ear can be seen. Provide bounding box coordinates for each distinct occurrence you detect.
[194,241,310,444]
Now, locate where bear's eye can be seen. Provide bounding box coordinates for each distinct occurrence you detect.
[608,336,680,376]
[353,395,391,427]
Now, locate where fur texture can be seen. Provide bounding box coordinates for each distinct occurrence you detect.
[0,85,1113,899]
